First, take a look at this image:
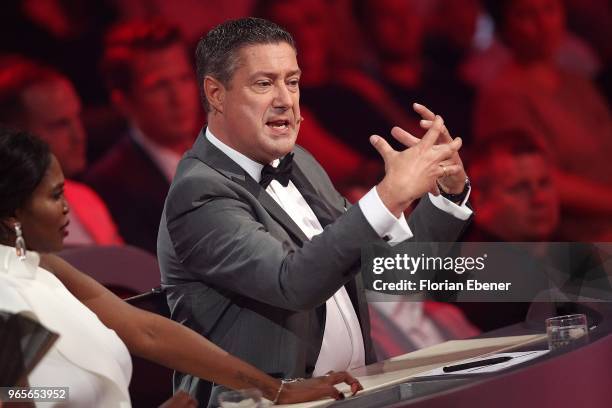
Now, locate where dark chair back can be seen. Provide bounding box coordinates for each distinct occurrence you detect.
[59,245,160,297]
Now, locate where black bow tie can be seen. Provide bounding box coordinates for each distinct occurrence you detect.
[260,153,294,188]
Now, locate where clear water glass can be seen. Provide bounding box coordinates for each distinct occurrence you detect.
[546,314,589,351]
[218,388,264,408]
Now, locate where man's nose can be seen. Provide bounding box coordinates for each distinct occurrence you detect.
[273,83,293,109]
[168,82,185,105]
[530,186,551,206]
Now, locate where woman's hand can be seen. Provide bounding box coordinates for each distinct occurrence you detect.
[277,371,363,404]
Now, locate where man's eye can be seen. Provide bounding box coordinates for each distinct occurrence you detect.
[287,79,300,87]
[256,81,272,87]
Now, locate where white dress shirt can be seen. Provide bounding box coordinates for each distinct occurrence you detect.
[206,128,472,374]
[131,126,182,182]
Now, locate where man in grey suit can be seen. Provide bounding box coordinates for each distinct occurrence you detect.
[158,17,472,406]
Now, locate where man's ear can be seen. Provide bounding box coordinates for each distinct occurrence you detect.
[204,76,225,113]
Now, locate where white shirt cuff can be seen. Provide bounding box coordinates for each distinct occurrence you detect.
[358,187,413,244]
[427,186,472,221]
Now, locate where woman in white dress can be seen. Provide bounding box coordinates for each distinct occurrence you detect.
[0,128,361,407]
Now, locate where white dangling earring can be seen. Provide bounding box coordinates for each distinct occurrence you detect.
[14,222,26,261]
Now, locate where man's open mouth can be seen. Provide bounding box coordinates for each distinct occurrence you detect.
[267,120,290,130]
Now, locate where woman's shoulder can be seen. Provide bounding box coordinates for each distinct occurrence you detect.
[39,252,66,275]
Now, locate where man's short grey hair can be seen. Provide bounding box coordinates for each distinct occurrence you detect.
[195,17,296,112]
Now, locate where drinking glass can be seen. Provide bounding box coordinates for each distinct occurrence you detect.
[545,314,589,351]
[218,388,264,408]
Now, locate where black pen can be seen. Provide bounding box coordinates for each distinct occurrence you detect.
[442,356,513,373]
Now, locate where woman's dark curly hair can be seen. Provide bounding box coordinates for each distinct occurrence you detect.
[0,127,51,240]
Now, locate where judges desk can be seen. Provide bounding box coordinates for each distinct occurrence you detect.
[279,305,612,408]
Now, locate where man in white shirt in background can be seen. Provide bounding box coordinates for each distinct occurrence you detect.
[85,19,200,254]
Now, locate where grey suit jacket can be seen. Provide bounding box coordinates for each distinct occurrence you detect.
[157,130,470,405]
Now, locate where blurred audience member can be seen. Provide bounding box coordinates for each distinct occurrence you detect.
[463,132,607,331]
[428,0,482,57]
[425,0,484,72]
[0,0,118,105]
[465,0,602,89]
[116,0,253,46]
[355,0,475,144]
[255,0,419,163]
[564,0,612,65]
[85,20,200,254]
[474,0,612,240]
[0,60,122,246]
[564,0,612,103]
[467,132,560,242]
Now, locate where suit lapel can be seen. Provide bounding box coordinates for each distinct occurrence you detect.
[232,176,309,245]
[290,161,338,228]
[191,131,309,245]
